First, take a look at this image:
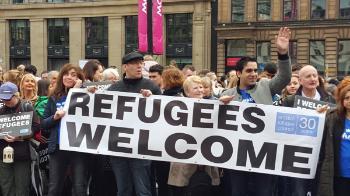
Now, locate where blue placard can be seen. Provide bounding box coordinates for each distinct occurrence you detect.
[275,112,319,137]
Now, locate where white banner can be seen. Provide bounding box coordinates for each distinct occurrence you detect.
[60,89,325,179]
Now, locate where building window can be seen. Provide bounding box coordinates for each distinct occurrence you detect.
[13,0,24,3]
[340,0,350,19]
[226,40,246,72]
[227,40,246,57]
[311,0,326,19]
[338,40,350,76]
[48,19,69,45]
[257,0,271,21]
[289,41,297,65]
[283,0,298,20]
[125,16,138,54]
[166,14,192,69]
[9,20,30,69]
[47,0,65,2]
[309,40,325,74]
[232,0,245,22]
[10,20,30,46]
[256,41,271,71]
[86,17,108,45]
[166,14,192,44]
[85,17,108,67]
[47,19,69,71]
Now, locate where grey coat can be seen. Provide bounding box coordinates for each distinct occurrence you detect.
[221,58,291,105]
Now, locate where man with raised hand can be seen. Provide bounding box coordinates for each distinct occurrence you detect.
[219,27,291,196]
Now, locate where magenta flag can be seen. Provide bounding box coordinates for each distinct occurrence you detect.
[138,0,148,53]
[152,0,163,54]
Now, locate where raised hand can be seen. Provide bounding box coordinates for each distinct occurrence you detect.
[275,27,291,55]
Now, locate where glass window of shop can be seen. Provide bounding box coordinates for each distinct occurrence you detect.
[340,0,350,19]
[232,0,245,22]
[166,14,192,69]
[47,18,69,71]
[125,16,138,54]
[338,40,350,76]
[256,41,271,71]
[309,40,325,75]
[85,17,108,67]
[283,0,298,21]
[225,40,247,73]
[311,0,326,19]
[9,20,30,69]
[257,0,271,21]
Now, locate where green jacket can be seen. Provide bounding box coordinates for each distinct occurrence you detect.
[34,96,48,118]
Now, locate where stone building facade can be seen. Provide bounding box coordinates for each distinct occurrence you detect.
[217,0,350,77]
[0,0,212,74]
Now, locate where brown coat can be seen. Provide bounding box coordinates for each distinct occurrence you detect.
[167,162,220,187]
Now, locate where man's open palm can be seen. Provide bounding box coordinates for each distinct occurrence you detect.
[276,27,291,55]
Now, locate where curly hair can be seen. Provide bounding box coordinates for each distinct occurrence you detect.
[162,68,185,90]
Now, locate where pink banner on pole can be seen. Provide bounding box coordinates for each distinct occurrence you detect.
[138,0,148,53]
[152,0,163,54]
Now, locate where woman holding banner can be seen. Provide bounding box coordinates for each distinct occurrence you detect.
[153,67,185,196]
[41,63,89,196]
[319,84,350,196]
[167,75,220,196]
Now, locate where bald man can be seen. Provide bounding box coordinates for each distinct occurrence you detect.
[281,65,335,196]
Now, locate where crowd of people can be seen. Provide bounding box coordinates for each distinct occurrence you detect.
[0,27,349,196]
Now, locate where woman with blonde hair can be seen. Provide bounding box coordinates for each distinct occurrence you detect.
[168,75,220,196]
[3,69,23,87]
[19,73,38,106]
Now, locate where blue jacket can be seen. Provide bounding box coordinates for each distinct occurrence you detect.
[41,97,61,154]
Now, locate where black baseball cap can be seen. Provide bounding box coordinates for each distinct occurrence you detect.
[122,52,144,64]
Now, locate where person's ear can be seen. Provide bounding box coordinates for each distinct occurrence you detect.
[236,71,242,78]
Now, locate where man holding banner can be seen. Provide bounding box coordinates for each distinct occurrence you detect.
[107,51,161,196]
[282,65,335,196]
[220,27,292,196]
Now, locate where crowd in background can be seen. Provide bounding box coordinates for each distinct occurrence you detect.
[0,27,349,196]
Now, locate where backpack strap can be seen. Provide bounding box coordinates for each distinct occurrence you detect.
[16,100,32,113]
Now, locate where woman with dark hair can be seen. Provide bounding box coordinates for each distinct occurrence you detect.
[42,63,88,196]
[83,59,103,82]
[319,84,350,196]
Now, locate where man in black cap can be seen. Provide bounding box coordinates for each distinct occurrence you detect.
[108,51,161,196]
